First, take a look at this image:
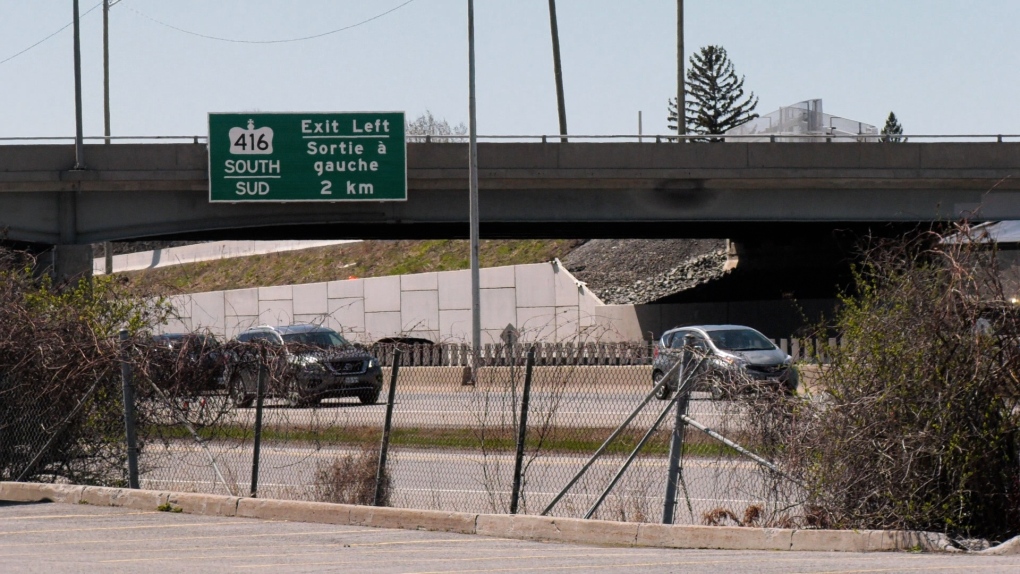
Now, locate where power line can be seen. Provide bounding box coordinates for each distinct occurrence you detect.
[0,1,119,66]
[124,0,419,45]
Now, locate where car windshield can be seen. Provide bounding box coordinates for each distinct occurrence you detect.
[707,329,775,352]
[282,330,347,349]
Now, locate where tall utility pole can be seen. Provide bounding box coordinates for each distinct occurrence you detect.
[467,0,481,381]
[676,0,686,139]
[103,0,114,275]
[72,0,85,168]
[547,0,568,143]
[103,0,111,145]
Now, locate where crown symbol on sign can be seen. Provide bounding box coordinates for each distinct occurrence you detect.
[228,119,274,155]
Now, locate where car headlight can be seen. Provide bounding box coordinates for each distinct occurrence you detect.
[289,355,319,366]
[367,358,379,369]
[711,355,745,368]
[783,356,793,366]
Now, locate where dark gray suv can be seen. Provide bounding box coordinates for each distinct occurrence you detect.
[652,325,797,400]
[228,324,383,407]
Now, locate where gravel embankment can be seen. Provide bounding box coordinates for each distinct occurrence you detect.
[562,239,729,304]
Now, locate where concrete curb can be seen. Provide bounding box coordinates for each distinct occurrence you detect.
[0,482,977,553]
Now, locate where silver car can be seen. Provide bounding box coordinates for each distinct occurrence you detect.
[651,325,797,400]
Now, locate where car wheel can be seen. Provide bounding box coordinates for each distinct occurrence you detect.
[228,371,254,408]
[652,370,672,400]
[358,388,381,405]
[782,368,799,396]
[284,380,313,408]
[284,390,304,408]
[709,380,726,401]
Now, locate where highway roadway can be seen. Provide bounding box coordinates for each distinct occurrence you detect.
[167,387,740,430]
[142,386,778,524]
[140,441,787,526]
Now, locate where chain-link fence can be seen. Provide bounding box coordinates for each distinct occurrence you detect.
[95,339,801,525]
[3,332,806,525]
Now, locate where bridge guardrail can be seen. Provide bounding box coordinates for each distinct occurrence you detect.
[4,134,1020,145]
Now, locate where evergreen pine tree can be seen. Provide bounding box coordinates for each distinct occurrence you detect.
[880,111,905,142]
[668,45,759,141]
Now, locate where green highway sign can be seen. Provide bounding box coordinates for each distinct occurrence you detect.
[208,112,406,202]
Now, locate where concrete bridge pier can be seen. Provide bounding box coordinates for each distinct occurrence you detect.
[47,244,93,284]
[37,188,94,284]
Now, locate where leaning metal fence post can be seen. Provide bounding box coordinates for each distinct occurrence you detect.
[120,329,140,489]
[662,335,693,524]
[510,347,536,514]
[250,354,268,497]
[585,389,680,519]
[541,357,683,516]
[375,348,401,506]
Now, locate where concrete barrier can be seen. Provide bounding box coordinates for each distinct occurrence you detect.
[791,528,868,552]
[981,535,1020,555]
[477,514,639,546]
[81,486,170,511]
[0,482,84,505]
[383,365,651,391]
[237,497,349,524]
[0,482,991,553]
[347,505,477,534]
[168,491,240,517]
[637,523,793,551]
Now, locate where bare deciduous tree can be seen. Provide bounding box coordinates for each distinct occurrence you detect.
[406,110,467,143]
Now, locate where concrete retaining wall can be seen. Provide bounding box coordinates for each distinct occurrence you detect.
[161,261,623,344]
[159,259,839,346]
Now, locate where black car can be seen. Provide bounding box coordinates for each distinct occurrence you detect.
[228,324,383,407]
[148,333,227,395]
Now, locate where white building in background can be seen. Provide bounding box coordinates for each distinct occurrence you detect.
[725,99,879,142]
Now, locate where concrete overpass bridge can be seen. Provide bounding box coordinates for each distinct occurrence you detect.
[2,141,1019,249]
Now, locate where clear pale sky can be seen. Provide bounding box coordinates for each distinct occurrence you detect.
[3,0,1020,139]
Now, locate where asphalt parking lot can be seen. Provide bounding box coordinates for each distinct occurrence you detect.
[3,501,1020,573]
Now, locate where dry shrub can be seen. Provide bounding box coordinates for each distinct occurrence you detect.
[787,226,1020,540]
[702,507,743,527]
[0,246,170,484]
[313,444,389,506]
[701,505,772,527]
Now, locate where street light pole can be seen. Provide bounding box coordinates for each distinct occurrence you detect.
[547,0,568,143]
[677,0,686,140]
[103,0,111,145]
[103,0,113,275]
[467,0,481,382]
[72,0,85,168]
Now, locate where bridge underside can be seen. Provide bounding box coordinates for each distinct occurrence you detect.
[1,142,1018,247]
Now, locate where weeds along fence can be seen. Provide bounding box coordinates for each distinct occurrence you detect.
[5,338,807,526]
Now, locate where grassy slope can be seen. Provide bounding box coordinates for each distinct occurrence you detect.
[124,239,582,294]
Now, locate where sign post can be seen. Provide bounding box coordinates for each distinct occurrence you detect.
[208,112,406,203]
